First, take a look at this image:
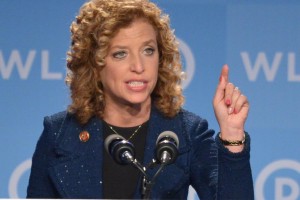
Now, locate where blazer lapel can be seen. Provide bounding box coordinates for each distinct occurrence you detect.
[48,115,104,198]
[143,107,190,166]
[140,108,191,196]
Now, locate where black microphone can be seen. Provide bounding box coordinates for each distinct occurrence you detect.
[104,134,135,165]
[105,134,149,180]
[155,131,179,165]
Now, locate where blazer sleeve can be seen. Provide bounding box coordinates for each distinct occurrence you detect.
[189,117,218,199]
[26,116,61,198]
[216,132,254,200]
[187,112,254,200]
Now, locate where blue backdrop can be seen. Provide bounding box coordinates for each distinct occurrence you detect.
[1,0,300,199]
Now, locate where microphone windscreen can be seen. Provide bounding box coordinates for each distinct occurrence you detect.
[104,134,125,153]
[156,131,179,147]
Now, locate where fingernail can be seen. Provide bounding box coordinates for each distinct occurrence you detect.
[228,107,233,114]
[225,99,231,105]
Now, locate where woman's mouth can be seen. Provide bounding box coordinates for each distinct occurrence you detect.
[126,81,147,91]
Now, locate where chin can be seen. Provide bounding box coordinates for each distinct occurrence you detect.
[126,96,151,106]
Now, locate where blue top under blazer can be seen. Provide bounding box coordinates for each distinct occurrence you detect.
[27,106,254,199]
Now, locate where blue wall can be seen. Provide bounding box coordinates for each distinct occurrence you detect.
[1,0,299,199]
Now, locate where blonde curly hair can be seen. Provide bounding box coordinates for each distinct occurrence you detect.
[66,0,185,125]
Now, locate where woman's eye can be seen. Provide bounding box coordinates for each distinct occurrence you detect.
[112,51,127,59]
[144,47,155,55]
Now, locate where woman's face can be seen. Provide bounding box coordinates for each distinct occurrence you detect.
[100,19,159,108]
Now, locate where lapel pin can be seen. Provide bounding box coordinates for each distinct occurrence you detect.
[79,131,90,142]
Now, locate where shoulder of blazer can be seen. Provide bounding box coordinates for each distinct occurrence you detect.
[44,111,74,139]
[148,107,212,155]
[179,108,212,137]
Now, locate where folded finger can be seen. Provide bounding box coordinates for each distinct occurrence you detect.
[228,87,241,113]
[233,94,249,114]
[225,82,234,106]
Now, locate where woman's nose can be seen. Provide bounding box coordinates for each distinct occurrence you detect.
[130,54,145,73]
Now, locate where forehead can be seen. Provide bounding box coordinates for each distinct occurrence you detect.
[110,19,157,45]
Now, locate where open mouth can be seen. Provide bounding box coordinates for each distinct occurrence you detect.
[127,81,145,87]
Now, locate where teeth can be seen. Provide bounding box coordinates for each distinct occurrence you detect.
[128,81,144,86]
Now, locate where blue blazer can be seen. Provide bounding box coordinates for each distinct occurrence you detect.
[27,107,254,199]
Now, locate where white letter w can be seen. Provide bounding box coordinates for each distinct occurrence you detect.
[241,52,282,82]
[0,50,36,80]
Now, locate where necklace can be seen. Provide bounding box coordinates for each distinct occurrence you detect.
[108,124,143,141]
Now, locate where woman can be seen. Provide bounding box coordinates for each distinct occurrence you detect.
[27,0,254,199]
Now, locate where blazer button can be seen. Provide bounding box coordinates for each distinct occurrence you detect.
[79,131,90,142]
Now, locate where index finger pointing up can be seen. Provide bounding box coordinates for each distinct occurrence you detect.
[221,64,229,83]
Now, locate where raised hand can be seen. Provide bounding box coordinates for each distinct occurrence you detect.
[213,65,249,152]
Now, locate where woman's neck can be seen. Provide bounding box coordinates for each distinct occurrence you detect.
[103,100,151,127]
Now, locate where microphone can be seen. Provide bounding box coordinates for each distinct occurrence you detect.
[155,131,179,165]
[105,134,149,180]
[142,131,179,199]
[104,134,135,165]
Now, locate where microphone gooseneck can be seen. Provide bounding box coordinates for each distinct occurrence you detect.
[105,131,180,199]
[143,131,180,199]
